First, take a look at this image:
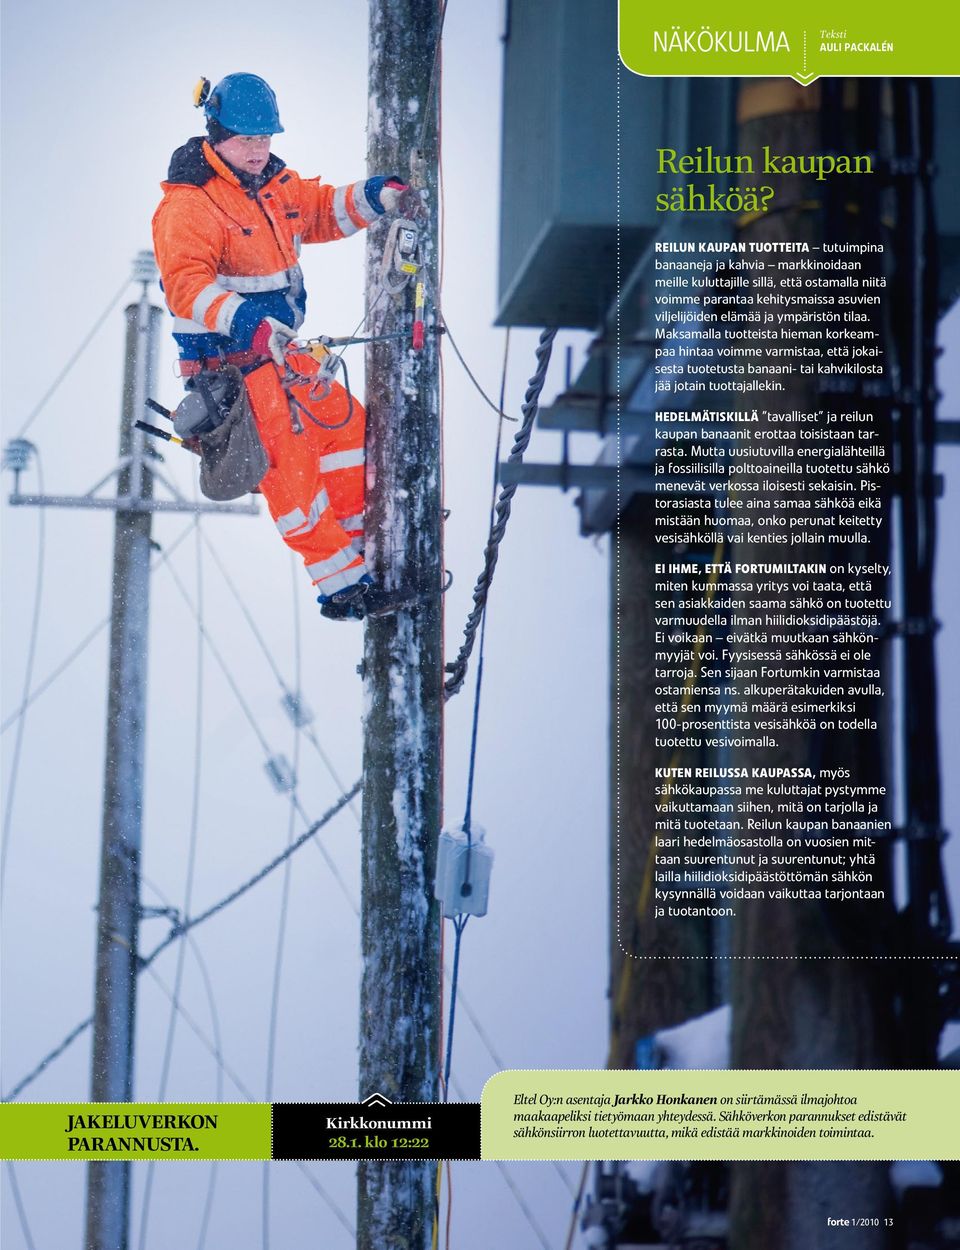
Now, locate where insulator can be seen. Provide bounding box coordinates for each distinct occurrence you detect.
[3,438,34,474]
[280,690,314,728]
[264,755,296,793]
[132,250,159,285]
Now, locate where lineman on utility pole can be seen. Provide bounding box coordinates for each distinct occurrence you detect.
[152,72,414,619]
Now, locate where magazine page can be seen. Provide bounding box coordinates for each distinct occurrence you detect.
[1,1,958,1248]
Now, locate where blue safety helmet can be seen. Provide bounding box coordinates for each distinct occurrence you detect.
[201,73,284,135]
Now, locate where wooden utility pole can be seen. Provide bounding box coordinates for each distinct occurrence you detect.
[359,3,443,1247]
[76,259,257,1250]
[728,80,895,1249]
[8,252,259,1250]
[84,278,159,1250]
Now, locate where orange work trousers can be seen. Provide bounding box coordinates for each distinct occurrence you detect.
[244,352,366,593]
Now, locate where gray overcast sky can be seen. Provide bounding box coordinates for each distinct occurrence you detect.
[3,3,958,1248]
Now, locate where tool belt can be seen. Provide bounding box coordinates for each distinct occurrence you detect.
[177,350,263,377]
[177,364,268,501]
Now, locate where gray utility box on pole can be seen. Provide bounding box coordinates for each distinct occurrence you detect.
[497,0,733,329]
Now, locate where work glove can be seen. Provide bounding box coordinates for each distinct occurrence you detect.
[377,177,408,213]
[252,317,297,366]
[367,174,421,216]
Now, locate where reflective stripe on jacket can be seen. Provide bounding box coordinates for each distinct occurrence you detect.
[152,138,381,363]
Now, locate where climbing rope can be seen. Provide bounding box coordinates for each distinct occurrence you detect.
[443,327,557,698]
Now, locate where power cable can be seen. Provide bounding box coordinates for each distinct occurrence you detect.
[182,935,222,1250]
[136,517,207,1250]
[161,557,273,758]
[446,1074,560,1250]
[1,617,105,736]
[1,778,360,1104]
[416,0,450,156]
[140,873,222,1250]
[197,529,360,823]
[439,333,511,1095]
[3,1160,37,1250]
[439,316,517,424]
[563,1163,589,1250]
[1,449,45,897]
[440,917,467,1097]
[441,971,578,1203]
[440,332,512,1099]
[139,782,360,971]
[433,65,451,1244]
[441,967,504,1070]
[436,328,576,1246]
[445,1159,453,1250]
[438,330,570,1244]
[198,530,286,687]
[161,541,359,916]
[0,521,197,737]
[494,1161,555,1250]
[142,957,250,1099]
[443,328,557,698]
[16,276,131,438]
[2,1012,94,1104]
[436,335,507,1248]
[261,559,303,1250]
[141,953,355,1240]
[4,1160,37,1250]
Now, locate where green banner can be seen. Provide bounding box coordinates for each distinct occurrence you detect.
[482,1070,960,1161]
[0,1103,271,1161]
[619,1,960,83]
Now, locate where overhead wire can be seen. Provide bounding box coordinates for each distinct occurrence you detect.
[562,1163,590,1250]
[443,327,557,698]
[140,950,354,1241]
[437,328,575,1248]
[416,0,451,157]
[261,558,303,1250]
[439,315,517,424]
[161,538,359,916]
[197,528,360,823]
[136,516,207,1250]
[0,520,197,737]
[140,873,223,1250]
[1,778,361,1104]
[161,556,273,758]
[138,781,361,970]
[1,448,45,897]
[141,946,248,1097]
[4,1161,37,1250]
[445,1074,563,1250]
[494,1162,555,1250]
[433,35,451,1242]
[439,330,511,1101]
[436,330,523,1244]
[0,615,106,736]
[15,275,131,438]
[434,317,583,1242]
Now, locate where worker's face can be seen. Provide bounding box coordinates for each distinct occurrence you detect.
[215,133,273,176]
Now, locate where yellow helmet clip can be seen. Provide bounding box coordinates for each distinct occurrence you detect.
[193,77,211,109]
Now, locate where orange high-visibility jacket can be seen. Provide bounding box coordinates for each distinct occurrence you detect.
[152,138,382,365]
